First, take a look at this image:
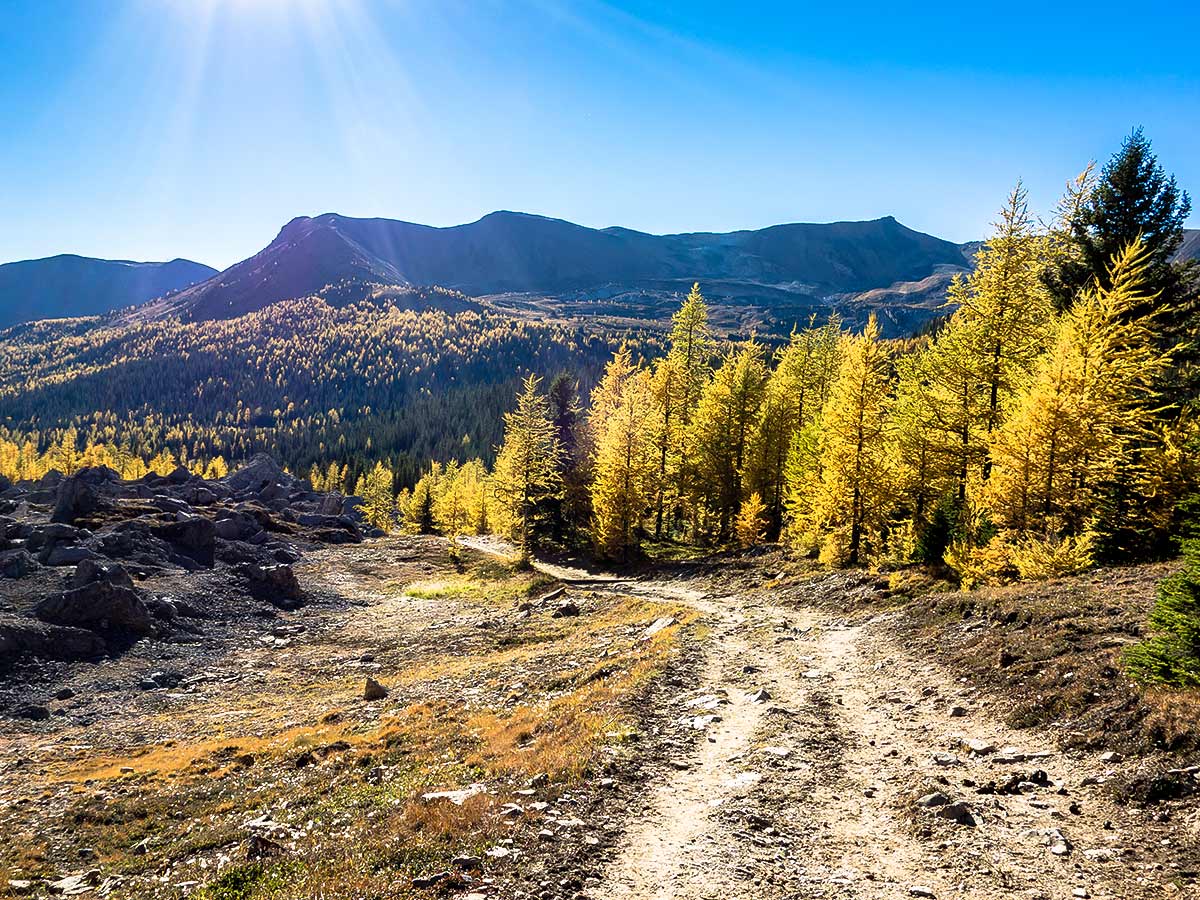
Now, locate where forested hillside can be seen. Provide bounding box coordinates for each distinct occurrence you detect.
[0,286,646,488]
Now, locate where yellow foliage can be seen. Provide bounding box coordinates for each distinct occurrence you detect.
[734,491,767,548]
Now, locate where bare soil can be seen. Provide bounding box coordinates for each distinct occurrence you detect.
[2,540,1197,900]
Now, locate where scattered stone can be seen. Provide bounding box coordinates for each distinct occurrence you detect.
[421,784,487,805]
[13,704,50,721]
[916,792,951,807]
[411,871,451,889]
[1099,751,1123,764]
[47,870,102,896]
[962,738,996,755]
[246,834,288,859]
[949,705,968,718]
[749,687,771,703]
[552,600,580,618]
[935,801,978,826]
[909,887,936,898]
[363,678,388,701]
[640,616,677,641]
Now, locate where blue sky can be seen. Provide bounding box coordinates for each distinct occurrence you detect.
[2,0,1198,270]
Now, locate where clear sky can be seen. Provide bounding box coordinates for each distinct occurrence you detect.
[2,0,1198,271]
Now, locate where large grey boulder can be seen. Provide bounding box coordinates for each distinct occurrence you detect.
[0,618,106,664]
[50,467,120,525]
[151,516,216,567]
[223,454,295,494]
[36,581,153,635]
[240,562,303,610]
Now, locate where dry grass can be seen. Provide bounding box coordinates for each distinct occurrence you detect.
[1,542,695,900]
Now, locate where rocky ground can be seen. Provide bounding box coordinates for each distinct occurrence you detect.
[1,465,1198,900]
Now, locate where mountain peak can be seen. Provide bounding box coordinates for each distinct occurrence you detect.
[131,210,967,324]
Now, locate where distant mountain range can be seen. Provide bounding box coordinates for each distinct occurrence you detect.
[5,219,1198,336]
[133,211,974,333]
[0,255,215,330]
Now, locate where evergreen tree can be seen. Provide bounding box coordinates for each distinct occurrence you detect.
[1047,128,1192,312]
[590,369,663,561]
[688,341,767,542]
[492,374,563,562]
[1126,527,1200,686]
[986,241,1168,539]
[802,315,893,566]
[405,463,441,534]
[547,372,589,538]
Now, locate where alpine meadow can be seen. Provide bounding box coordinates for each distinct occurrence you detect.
[3,5,1200,899]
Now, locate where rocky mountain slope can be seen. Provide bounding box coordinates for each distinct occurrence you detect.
[135,211,971,329]
[1176,228,1200,264]
[0,256,215,330]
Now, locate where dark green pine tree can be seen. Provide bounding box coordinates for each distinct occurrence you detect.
[1126,509,1200,687]
[1047,128,1192,316]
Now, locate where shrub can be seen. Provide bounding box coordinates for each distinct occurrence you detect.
[944,536,1014,588]
[735,492,767,548]
[1011,531,1097,581]
[1126,535,1200,687]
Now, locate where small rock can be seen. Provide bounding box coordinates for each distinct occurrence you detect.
[640,616,677,641]
[963,738,996,755]
[909,887,936,898]
[552,600,580,618]
[13,704,50,721]
[749,687,771,703]
[916,792,951,807]
[363,678,388,701]
[936,801,978,826]
[411,871,451,889]
[949,705,968,718]
[1099,751,1123,764]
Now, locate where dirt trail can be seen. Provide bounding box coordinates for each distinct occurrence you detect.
[590,571,1182,900]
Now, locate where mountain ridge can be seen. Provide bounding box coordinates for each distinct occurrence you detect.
[0,255,215,330]
[135,210,972,326]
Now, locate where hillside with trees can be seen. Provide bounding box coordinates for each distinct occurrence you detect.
[0,286,647,491]
[340,133,1199,685]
